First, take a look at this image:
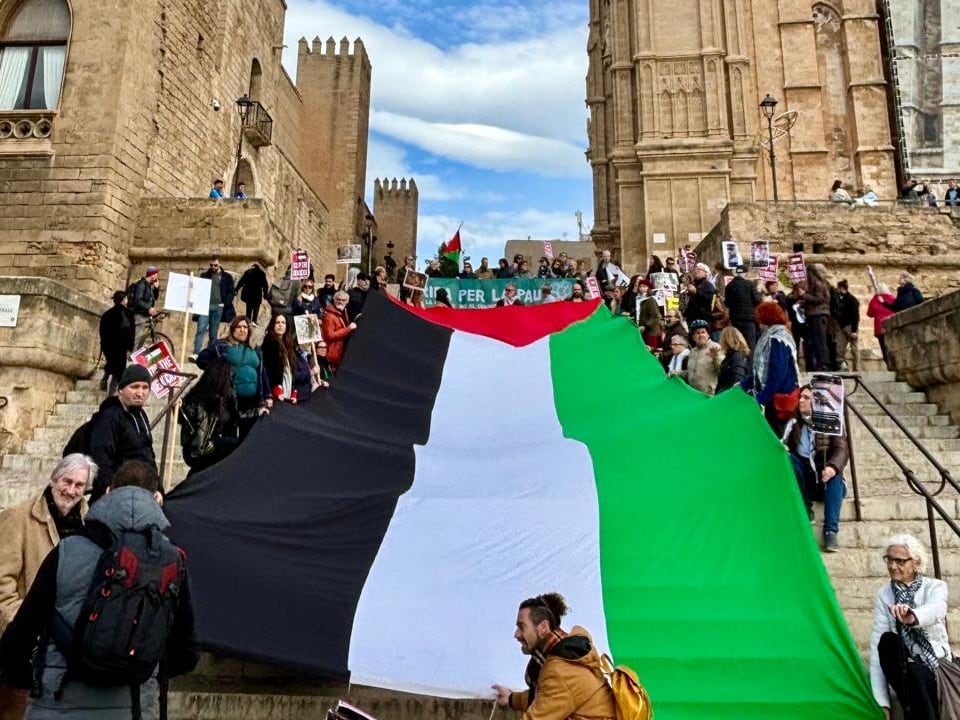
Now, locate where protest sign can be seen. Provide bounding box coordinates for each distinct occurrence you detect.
[722,241,742,269]
[650,272,678,292]
[164,272,211,315]
[403,270,428,292]
[787,253,807,282]
[585,276,602,300]
[294,313,323,345]
[811,374,844,436]
[750,240,770,267]
[422,278,575,308]
[131,340,181,400]
[665,295,680,312]
[543,241,554,259]
[291,250,311,280]
[677,246,697,273]
[757,255,779,282]
[336,244,362,265]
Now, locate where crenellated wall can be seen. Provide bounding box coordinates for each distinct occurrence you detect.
[372,178,418,271]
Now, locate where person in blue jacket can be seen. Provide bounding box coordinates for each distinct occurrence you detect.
[745,301,800,436]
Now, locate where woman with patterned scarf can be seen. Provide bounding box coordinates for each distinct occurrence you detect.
[745,301,799,436]
[870,533,953,720]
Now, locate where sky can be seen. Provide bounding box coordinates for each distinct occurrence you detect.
[282,0,593,267]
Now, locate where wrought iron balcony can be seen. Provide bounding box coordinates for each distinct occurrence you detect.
[241,101,273,148]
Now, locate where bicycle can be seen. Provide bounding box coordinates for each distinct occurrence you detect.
[135,311,176,356]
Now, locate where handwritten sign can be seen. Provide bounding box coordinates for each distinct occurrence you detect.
[291,250,311,281]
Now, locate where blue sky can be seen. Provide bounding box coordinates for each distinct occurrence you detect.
[283,0,593,266]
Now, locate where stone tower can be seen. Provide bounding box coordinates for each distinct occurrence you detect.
[373,178,419,267]
[297,36,372,248]
[587,0,898,272]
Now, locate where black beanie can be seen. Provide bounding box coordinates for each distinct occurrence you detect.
[118,364,152,389]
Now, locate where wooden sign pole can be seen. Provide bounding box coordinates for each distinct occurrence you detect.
[163,273,193,492]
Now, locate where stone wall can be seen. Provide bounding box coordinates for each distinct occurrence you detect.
[696,202,960,353]
[372,178,419,268]
[0,277,103,455]
[885,290,960,425]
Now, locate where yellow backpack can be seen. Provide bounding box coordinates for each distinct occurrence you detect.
[599,654,653,720]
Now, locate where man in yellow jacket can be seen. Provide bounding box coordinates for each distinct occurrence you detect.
[493,593,616,720]
[0,453,94,719]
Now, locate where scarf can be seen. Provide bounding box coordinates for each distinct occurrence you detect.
[523,628,569,702]
[44,486,84,539]
[752,324,798,387]
[893,575,940,670]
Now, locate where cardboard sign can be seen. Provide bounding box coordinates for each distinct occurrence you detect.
[131,340,181,400]
[811,374,844,436]
[164,273,211,315]
[0,294,20,327]
[750,240,770,268]
[543,241,554,259]
[291,250,311,281]
[722,241,742,269]
[402,270,428,291]
[294,313,323,345]
[787,253,807,282]
[650,272,678,292]
[336,244,362,265]
[585,276,602,299]
[757,255,779,282]
[677,247,697,273]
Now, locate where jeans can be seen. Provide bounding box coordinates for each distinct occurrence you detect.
[193,305,223,354]
[790,453,847,535]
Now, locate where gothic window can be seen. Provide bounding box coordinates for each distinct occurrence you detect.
[0,0,70,110]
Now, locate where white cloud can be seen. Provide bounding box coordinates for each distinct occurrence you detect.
[372,111,588,178]
[418,209,590,265]
[366,135,462,201]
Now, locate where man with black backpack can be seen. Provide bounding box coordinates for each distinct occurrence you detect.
[0,460,199,719]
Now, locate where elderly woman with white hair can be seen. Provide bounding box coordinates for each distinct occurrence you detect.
[870,533,952,719]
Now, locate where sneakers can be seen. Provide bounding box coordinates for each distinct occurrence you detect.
[188,354,198,363]
[824,533,839,553]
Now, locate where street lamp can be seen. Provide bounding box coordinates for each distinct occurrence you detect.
[362,214,375,273]
[233,95,255,193]
[760,94,779,202]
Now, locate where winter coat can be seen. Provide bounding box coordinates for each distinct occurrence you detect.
[686,342,722,395]
[784,417,850,474]
[235,265,270,305]
[832,291,860,331]
[866,293,896,336]
[292,294,323,317]
[197,268,236,323]
[321,306,354,370]
[196,340,262,401]
[98,305,135,357]
[870,577,951,709]
[87,397,156,500]
[637,296,661,335]
[683,278,715,324]
[346,287,368,321]
[0,490,87,635]
[0,487,199,719]
[129,278,158,318]
[723,276,761,323]
[889,282,924,312]
[802,274,831,317]
[716,349,750,394]
[260,337,312,401]
[508,626,616,720]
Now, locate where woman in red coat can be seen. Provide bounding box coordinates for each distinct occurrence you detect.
[321,290,357,371]
[867,284,896,368]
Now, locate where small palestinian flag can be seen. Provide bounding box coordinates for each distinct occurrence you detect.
[165,293,877,720]
[440,229,462,265]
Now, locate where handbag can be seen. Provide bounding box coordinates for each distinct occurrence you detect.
[772,387,801,421]
[937,657,960,720]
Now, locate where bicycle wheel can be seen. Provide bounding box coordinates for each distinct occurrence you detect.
[134,331,176,357]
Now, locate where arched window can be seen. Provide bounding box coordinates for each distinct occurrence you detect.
[0,0,70,110]
[248,58,262,102]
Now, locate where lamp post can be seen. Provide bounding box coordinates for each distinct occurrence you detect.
[760,94,779,202]
[362,214,375,273]
[233,94,254,193]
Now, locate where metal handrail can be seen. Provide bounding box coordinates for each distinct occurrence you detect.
[149,368,197,484]
[839,372,959,578]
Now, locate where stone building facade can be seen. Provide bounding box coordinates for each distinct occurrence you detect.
[888,0,960,188]
[373,178,419,272]
[587,0,898,271]
[0,0,416,453]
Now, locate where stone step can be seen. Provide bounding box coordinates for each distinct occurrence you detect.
[825,546,960,578]
[855,402,940,416]
[850,423,959,439]
[839,495,960,521]
[65,389,104,404]
[32,426,77,443]
[54,402,101,417]
[850,414,953,428]
[834,575,960,610]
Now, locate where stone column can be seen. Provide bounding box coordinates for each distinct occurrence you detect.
[615,164,647,273]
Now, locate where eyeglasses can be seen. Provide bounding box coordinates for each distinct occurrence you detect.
[883,555,913,567]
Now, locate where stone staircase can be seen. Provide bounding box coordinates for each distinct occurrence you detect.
[0,378,189,512]
[819,370,960,656]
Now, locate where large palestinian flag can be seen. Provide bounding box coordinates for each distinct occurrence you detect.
[164,291,880,720]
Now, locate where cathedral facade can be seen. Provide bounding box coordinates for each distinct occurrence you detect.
[586,0,898,271]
